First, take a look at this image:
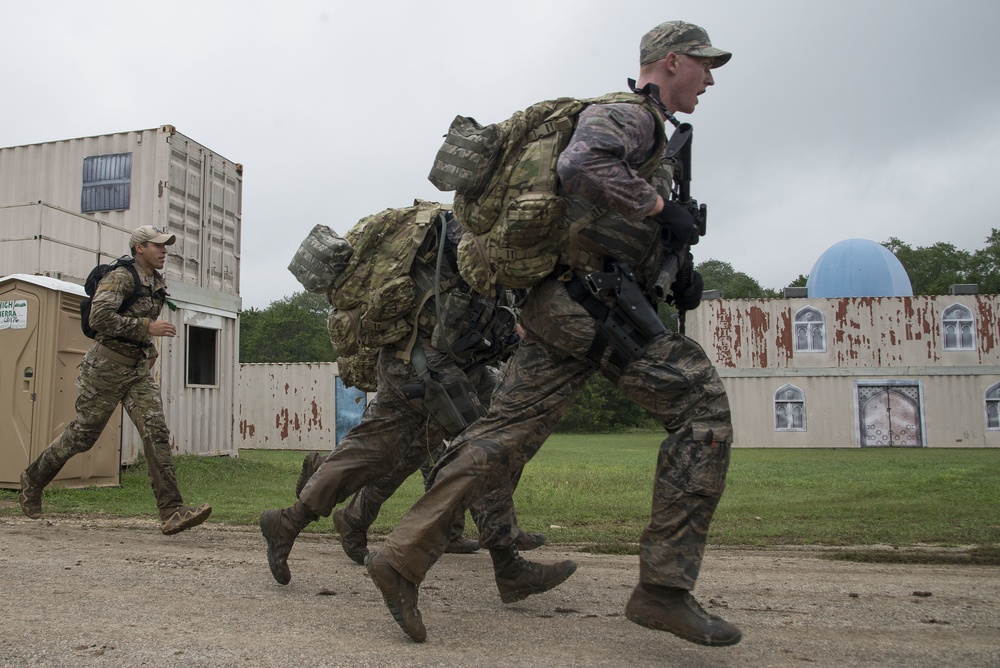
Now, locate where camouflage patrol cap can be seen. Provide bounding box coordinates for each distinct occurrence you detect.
[640,21,731,68]
[129,225,176,250]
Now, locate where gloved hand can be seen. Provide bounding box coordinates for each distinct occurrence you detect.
[653,201,696,248]
[671,269,704,311]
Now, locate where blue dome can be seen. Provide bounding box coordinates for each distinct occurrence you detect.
[807,239,913,298]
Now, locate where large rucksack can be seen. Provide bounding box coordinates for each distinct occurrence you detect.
[288,200,456,390]
[79,256,145,339]
[427,92,666,294]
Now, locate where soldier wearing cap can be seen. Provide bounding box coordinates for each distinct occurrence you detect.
[367,21,741,647]
[19,225,212,536]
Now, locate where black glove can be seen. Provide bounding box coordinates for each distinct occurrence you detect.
[671,269,704,311]
[653,201,696,248]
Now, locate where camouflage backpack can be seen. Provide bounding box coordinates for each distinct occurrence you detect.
[288,200,451,390]
[427,92,665,294]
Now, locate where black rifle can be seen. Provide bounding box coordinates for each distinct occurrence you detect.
[651,122,707,334]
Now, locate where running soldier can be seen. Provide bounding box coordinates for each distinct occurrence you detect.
[367,21,741,647]
[19,225,212,536]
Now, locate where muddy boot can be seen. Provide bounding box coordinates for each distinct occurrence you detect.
[366,549,426,643]
[295,452,324,498]
[332,507,369,565]
[161,503,213,535]
[490,546,577,604]
[259,502,316,585]
[19,471,43,519]
[513,531,546,551]
[445,537,480,554]
[625,583,742,647]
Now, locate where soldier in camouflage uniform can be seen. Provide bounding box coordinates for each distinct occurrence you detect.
[367,21,742,647]
[260,214,574,604]
[19,225,212,536]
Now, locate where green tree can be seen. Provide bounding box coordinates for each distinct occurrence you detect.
[240,291,336,362]
[968,228,1000,294]
[788,274,809,288]
[882,238,972,295]
[696,259,779,299]
[556,374,653,433]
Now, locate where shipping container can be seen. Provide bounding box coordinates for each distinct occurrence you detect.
[0,127,243,460]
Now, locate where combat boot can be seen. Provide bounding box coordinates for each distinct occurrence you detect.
[332,507,369,565]
[366,549,426,643]
[19,471,42,519]
[445,537,480,554]
[295,451,324,498]
[625,583,742,647]
[490,546,577,604]
[513,531,546,551]
[259,502,317,585]
[161,503,213,535]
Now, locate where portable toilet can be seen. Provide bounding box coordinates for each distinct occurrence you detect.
[0,274,121,489]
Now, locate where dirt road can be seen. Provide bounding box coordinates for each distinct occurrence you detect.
[1,513,998,667]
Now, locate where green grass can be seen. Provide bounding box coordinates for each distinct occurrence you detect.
[4,436,999,562]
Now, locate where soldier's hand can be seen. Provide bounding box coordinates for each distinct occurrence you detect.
[148,320,176,337]
[653,202,696,248]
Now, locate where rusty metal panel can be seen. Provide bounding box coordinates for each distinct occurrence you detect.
[236,363,340,450]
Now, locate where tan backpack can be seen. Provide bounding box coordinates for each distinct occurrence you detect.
[427,92,665,294]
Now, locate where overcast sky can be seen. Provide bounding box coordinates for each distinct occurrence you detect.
[2,0,998,309]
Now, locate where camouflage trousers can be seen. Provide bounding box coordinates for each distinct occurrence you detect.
[299,343,522,549]
[380,278,733,589]
[24,345,184,520]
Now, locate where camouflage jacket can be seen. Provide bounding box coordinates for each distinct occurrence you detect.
[89,265,168,360]
[557,101,665,223]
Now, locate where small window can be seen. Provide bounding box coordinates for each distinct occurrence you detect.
[775,384,806,431]
[81,153,132,212]
[794,306,825,352]
[987,383,1000,430]
[942,304,975,351]
[187,326,218,387]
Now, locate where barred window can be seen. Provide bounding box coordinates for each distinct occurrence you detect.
[942,304,975,351]
[794,306,825,352]
[775,384,806,431]
[987,383,1000,430]
[81,152,132,213]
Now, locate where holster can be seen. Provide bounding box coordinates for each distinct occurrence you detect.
[410,341,486,439]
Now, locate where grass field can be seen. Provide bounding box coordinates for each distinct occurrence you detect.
[4,434,998,561]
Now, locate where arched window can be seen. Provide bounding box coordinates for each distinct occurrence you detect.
[775,384,806,431]
[794,307,825,352]
[942,304,975,351]
[986,383,1000,431]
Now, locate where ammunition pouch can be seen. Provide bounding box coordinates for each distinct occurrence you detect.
[410,341,486,439]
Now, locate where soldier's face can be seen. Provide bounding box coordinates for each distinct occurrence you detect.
[667,54,715,114]
[136,242,169,271]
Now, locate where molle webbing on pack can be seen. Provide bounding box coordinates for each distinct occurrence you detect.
[428,92,667,294]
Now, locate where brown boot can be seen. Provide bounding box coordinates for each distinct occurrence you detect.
[625,583,742,647]
[19,471,43,519]
[445,537,480,554]
[490,546,577,604]
[295,452,324,498]
[366,549,426,643]
[259,502,316,585]
[513,531,546,551]
[332,507,369,565]
[161,503,213,535]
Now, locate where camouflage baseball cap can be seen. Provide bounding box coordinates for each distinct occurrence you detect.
[130,225,176,249]
[640,21,731,68]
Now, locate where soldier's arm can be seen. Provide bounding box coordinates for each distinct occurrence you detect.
[88,268,151,340]
[557,103,662,221]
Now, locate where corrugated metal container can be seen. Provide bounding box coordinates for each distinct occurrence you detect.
[0,127,243,460]
[0,125,242,294]
[686,295,1000,448]
[237,363,370,450]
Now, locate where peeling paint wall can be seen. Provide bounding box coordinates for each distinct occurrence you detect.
[237,363,341,450]
[687,295,1000,448]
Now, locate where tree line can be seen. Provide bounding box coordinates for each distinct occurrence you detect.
[241,230,999,431]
